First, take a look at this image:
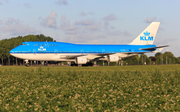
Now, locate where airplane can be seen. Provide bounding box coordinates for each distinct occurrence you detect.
[9,22,168,66]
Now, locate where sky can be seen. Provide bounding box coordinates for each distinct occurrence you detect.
[0,0,180,56]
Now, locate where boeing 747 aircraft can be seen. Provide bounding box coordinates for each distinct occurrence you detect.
[10,22,168,66]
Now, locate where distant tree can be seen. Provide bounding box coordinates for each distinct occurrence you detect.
[177,57,180,63]
[149,56,156,64]
[0,47,6,65]
[163,52,174,59]
[149,56,156,61]
[36,34,54,41]
[155,52,163,64]
[163,52,179,64]
[155,52,163,58]
[124,55,139,65]
[139,54,150,65]
[154,51,179,64]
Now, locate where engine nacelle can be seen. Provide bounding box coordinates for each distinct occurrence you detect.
[75,57,88,64]
[107,55,120,62]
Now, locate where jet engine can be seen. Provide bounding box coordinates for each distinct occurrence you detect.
[75,57,88,64]
[107,55,120,62]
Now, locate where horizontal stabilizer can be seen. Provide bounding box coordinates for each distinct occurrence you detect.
[153,48,164,53]
[139,45,169,50]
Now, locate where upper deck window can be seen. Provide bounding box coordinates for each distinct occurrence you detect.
[49,44,58,46]
[34,44,45,46]
[33,44,58,46]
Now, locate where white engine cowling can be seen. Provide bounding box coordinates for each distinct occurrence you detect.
[75,57,88,64]
[107,55,119,62]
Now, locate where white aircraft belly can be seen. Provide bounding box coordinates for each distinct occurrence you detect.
[10,53,80,61]
[10,53,47,60]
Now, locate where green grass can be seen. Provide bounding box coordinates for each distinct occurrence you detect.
[0,65,180,111]
[0,64,180,72]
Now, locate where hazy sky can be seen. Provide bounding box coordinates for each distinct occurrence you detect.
[0,0,179,56]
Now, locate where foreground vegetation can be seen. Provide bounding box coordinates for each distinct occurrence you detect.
[0,65,180,111]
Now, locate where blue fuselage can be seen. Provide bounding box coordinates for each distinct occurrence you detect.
[10,42,156,54]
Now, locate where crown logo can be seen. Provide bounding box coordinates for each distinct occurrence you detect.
[143,31,150,36]
[38,46,46,51]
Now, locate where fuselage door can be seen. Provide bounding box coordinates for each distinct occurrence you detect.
[102,49,105,53]
[81,49,83,54]
[33,49,36,54]
[54,49,58,55]
[45,42,49,48]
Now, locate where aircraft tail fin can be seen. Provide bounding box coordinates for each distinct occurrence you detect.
[129,22,160,45]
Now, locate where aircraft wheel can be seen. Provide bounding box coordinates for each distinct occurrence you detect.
[87,62,94,66]
[25,63,30,67]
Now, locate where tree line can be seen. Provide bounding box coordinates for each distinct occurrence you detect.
[95,52,180,66]
[122,51,180,65]
[0,34,179,66]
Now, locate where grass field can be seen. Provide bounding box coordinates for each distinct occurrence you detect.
[0,65,180,111]
[0,64,180,72]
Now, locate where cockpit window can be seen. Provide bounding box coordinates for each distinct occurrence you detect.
[21,44,26,45]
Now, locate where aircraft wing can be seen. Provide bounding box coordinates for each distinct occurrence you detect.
[58,48,163,61]
[59,53,114,59]
[60,55,86,59]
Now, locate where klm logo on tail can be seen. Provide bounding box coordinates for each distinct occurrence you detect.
[140,31,153,41]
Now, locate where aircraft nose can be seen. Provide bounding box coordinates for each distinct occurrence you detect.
[9,47,19,57]
[9,49,15,54]
[10,44,23,54]
[9,47,17,54]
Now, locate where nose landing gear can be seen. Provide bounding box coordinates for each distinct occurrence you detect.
[24,60,30,67]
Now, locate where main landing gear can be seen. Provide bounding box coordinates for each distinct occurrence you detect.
[24,60,30,67]
[71,62,94,66]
